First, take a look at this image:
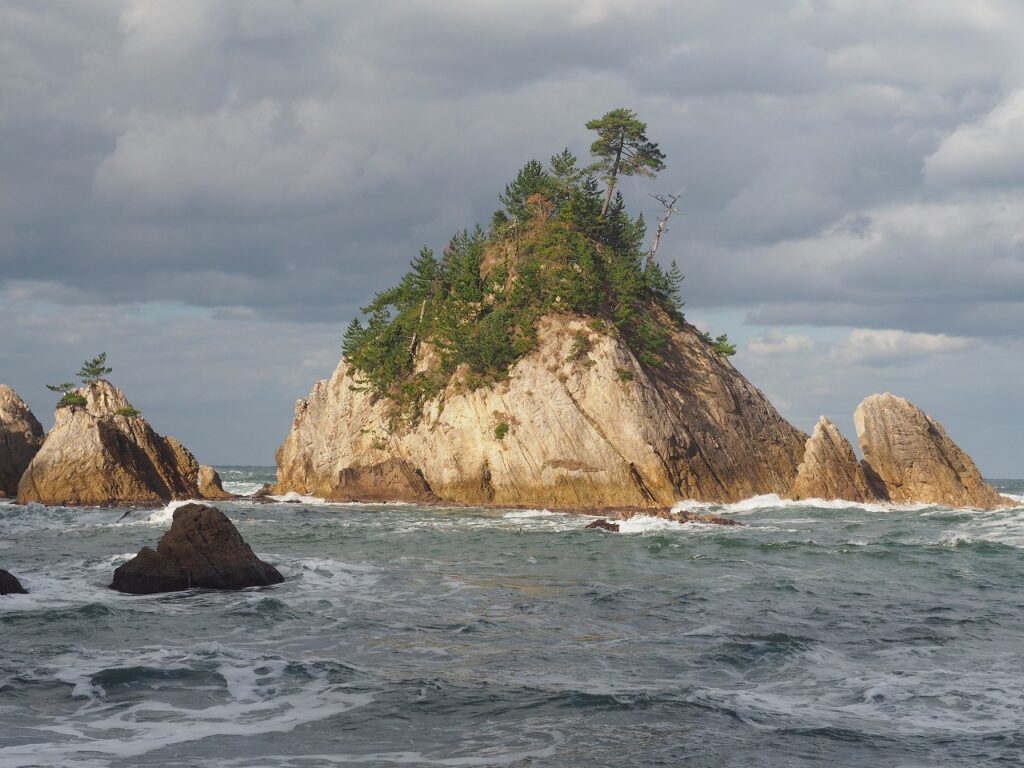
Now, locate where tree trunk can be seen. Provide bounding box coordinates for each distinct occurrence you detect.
[600,127,626,218]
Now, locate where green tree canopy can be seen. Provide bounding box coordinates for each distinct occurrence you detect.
[586,108,666,217]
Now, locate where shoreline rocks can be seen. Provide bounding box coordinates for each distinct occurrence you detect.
[790,417,885,503]
[854,393,1007,510]
[198,465,235,500]
[0,385,44,497]
[17,381,206,507]
[111,503,284,594]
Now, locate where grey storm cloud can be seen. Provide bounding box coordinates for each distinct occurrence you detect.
[1,0,1022,471]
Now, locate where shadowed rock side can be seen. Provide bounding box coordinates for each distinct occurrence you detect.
[854,393,1008,510]
[275,314,807,507]
[0,385,44,497]
[17,381,203,506]
[111,503,283,594]
[789,416,885,503]
[198,465,236,500]
[1,568,27,595]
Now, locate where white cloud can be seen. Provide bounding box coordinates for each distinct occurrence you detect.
[924,89,1024,187]
[830,329,975,366]
[748,331,815,356]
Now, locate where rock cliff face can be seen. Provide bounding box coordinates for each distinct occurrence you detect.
[17,381,204,506]
[790,416,884,503]
[275,315,808,507]
[0,385,44,497]
[854,393,1006,510]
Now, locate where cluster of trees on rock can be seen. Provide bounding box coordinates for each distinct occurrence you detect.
[342,108,731,414]
[46,353,113,408]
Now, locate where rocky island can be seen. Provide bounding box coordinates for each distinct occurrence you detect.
[16,377,221,507]
[273,112,1009,512]
[0,385,44,498]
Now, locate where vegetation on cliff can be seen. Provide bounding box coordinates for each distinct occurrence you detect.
[341,109,727,412]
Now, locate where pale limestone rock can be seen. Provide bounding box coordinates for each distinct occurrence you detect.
[275,315,807,507]
[790,416,884,503]
[0,385,44,497]
[199,465,235,500]
[854,393,1007,509]
[17,381,202,506]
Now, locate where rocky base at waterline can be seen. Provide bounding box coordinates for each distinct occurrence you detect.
[17,380,213,507]
[586,507,742,532]
[111,504,284,594]
[1,568,27,595]
[0,385,44,497]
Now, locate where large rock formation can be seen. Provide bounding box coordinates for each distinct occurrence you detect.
[0,568,27,595]
[275,314,807,507]
[0,385,44,497]
[17,381,204,506]
[790,416,884,503]
[854,393,1007,509]
[111,503,283,594]
[198,465,235,500]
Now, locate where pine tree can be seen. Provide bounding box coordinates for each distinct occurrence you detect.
[586,108,666,217]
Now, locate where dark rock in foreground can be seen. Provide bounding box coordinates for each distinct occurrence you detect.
[111,504,284,594]
[1,568,27,595]
[586,519,620,531]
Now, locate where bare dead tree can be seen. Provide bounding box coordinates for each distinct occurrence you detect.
[645,193,681,271]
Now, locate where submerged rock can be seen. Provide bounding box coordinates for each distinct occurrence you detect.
[0,385,44,497]
[198,465,235,500]
[854,393,1007,509]
[790,416,885,503]
[585,519,620,532]
[17,380,204,506]
[0,568,27,595]
[275,314,807,507]
[111,503,283,594]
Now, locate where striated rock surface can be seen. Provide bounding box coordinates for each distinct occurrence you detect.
[854,393,1007,509]
[1,568,27,595]
[199,465,235,500]
[790,416,885,503]
[111,503,283,594]
[275,314,807,507]
[17,381,203,506]
[0,385,44,497]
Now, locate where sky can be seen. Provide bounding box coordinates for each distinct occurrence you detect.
[1,0,1022,474]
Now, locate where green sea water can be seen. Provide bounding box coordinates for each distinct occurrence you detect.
[1,470,1023,767]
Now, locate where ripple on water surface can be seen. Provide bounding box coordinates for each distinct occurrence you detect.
[1,479,1023,766]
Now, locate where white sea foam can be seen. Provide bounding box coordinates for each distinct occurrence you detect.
[0,643,373,767]
[502,509,557,519]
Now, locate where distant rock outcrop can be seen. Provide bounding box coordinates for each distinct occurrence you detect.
[198,465,235,500]
[17,381,203,506]
[111,503,284,594]
[275,314,807,507]
[854,393,1007,510]
[0,385,44,497]
[0,568,27,595]
[790,416,885,503]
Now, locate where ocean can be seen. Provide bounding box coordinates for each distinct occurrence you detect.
[2,469,1023,767]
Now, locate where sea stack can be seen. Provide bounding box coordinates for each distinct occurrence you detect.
[198,465,236,500]
[275,314,807,507]
[111,503,284,594]
[17,380,204,506]
[789,416,884,503]
[854,393,1007,509]
[0,385,44,497]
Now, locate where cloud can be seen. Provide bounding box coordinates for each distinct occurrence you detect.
[830,329,975,366]
[748,331,815,356]
[924,89,1024,187]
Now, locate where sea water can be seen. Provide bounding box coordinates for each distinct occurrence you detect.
[1,470,1022,767]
